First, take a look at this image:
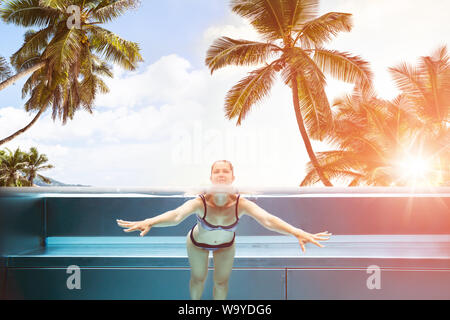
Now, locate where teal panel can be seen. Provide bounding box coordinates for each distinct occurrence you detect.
[0,197,44,255]
[0,258,6,300]
[44,196,450,236]
[46,197,197,236]
[5,268,285,300]
[246,196,450,235]
[287,269,450,299]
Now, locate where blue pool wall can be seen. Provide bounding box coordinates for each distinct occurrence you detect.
[0,196,44,255]
[1,187,450,253]
[1,187,449,300]
[43,195,450,236]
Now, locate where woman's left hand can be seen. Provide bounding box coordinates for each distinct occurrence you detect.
[295,230,332,252]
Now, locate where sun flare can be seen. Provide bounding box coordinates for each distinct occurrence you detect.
[401,156,430,178]
[393,153,443,186]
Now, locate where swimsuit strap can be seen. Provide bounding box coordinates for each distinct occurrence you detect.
[199,193,240,225]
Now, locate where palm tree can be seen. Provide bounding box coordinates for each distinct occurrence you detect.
[205,0,373,186]
[0,0,142,90]
[389,45,450,184]
[0,147,29,187]
[300,85,425,186]
[21,146,54,186]
[301,82,448,186]
[0,0,143,145]
[389,46,450,130]
[0,146,54,186]
[0,29,114,145]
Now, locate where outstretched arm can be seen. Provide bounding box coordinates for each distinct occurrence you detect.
[116,198,202,236]
[240,197,331,252]
[146,198,201,227]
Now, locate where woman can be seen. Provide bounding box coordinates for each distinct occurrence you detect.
[116,160,331,300]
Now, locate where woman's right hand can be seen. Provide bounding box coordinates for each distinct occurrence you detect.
[116,219,152,237]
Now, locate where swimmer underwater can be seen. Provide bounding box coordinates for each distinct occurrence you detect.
[117,160,331,300]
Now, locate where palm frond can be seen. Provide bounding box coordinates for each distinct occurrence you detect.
[0,56,12,81]
[94,76,109,94]
[309,150,364,170]
[88,26,143,70]
[280,47,325,85]
[283,0,319,34]
[38,0,73,10]
[301,150,367,186]
[280,47,331,140]
[79,72,109,111]
[357,99,396,144]
[230,0,287,41]
[90,0,141,23]
[87,52,114,78]
[294,72,332,140]
[419,52,450,122]
[37,164,54,170]
[1,0,61,27]
[299,167,321,186]
[303,167,364,186]
[301,162,365,187]
[224,61,280,125]
[313,48,372,87]
[388,62,426,98]
[430,45,449,66]
[37,173,52,184]
[205,36,280,74]
[297,12,353,47]
[43,25,82,70]
[10,25,53,72]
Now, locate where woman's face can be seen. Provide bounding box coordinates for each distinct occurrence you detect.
[209,162,235,206]
[210,161,234,185]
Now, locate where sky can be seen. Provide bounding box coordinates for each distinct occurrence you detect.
[0,0,449,188]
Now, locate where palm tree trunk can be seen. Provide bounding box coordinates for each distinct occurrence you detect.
[0,107,45,146]
[0,61,46,92]
[348,177,360,186]
[28,172,36,187]
[290,76,333,187]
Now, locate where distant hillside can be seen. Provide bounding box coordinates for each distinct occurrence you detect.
[33,175,91,187]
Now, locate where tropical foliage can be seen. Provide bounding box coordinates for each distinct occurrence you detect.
[0,146,53,187]
[0,0,143,145]
[301,46,450,186]
[0,55,12,81]
[205,0,373,186]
